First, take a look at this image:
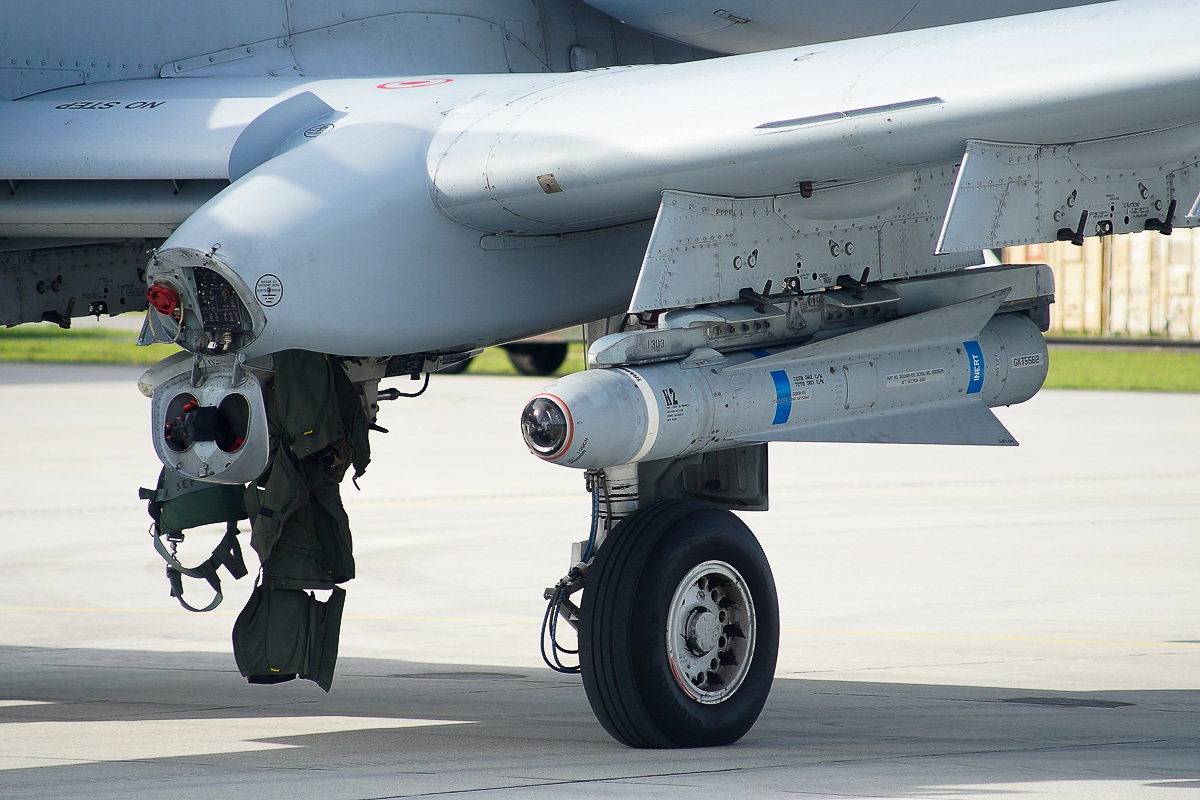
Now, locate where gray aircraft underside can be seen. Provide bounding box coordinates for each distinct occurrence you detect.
[2,0,1196,748]
[583,0,1111,53]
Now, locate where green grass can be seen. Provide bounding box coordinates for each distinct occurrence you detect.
[0,323,588,375]
[2,323,1197,392]
[1043,348,1200,393]
[0,324,180,365]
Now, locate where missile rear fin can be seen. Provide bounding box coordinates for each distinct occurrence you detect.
[725,288,1010,372]
[730,400,1018,447]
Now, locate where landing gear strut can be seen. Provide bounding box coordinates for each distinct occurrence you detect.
[577,498,778,748]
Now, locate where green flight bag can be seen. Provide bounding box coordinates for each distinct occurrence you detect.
[232,583,346,692]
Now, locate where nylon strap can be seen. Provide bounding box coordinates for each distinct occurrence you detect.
[151,521,247,613]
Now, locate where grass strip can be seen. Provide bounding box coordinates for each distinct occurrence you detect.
[2,323,1197,391]
[0,325,179,365]
[1043,347,1200,392]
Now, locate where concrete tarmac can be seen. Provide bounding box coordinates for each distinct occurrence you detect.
[1,362,1198,798]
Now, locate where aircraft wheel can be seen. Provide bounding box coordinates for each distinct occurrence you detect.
[578,498,778,748]
[505,342,568,376]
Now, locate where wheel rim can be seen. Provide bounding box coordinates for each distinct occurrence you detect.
[665,560,756,704]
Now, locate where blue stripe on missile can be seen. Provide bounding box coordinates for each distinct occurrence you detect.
[770,370,792,425]
[964,340,984,394]
[749,349,771,359]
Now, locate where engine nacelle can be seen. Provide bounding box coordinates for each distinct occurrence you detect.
[523,301,1048,471]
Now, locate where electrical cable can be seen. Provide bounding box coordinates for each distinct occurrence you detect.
[583,480,600,562]
[393,372,430,398]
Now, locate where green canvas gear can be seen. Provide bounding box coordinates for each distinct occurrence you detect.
[142,351,369,691]
[141,467,249,613]
[242,441,355,589]
[244,350,369,590]
[232,350,370,691]
[232,583,346,692]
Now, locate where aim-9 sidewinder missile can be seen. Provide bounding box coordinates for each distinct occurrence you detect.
[522,291,1047,470]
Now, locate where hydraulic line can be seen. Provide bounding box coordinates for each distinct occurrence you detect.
[540,473,604,674]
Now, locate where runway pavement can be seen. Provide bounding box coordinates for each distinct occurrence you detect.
[1,362,1198,798]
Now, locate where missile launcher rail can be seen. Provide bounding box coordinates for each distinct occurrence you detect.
[589,263,1053,369]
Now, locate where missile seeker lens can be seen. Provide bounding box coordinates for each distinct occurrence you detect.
[521,397,569,456]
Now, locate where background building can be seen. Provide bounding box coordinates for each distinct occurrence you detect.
[1006,230,1200,340]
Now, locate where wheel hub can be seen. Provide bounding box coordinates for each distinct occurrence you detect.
[666,560,756,705]
[684,608,721,655]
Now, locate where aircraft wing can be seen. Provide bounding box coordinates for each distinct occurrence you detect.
[417,0,1200,322]
[429,0,1200,236]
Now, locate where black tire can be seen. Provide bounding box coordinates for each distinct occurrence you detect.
[578,499,779,748]
[504,342,568,376]
[436,356,473,374]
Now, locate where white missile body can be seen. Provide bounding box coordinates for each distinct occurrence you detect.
[525,292,1047,470]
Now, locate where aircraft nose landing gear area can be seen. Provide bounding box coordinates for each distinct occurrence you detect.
[577,499,779,748]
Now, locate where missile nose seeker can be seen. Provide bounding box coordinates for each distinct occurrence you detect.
[522,293,1049,471]
[522,369,657,468]
[521,396,571,457]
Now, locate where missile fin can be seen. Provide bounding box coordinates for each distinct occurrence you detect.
[726,289,1010,373]
[731,400,1018,446]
